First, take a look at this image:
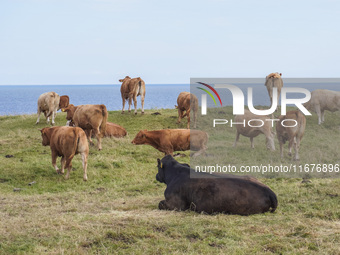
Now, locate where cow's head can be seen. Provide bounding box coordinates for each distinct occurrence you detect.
[131,130,147,145]
[40,128,51,146]
[61,104,77,120]
[119,76,131,83]
[156,158,165,183]
[59,95,70,109]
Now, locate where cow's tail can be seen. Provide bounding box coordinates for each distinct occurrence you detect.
[72,128,81,157]
[269,190,278,213]
[138,79,142,95]
[100,105,108,137]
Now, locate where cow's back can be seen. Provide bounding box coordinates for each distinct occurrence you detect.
[73,105,108,132]
[177,92,191,110]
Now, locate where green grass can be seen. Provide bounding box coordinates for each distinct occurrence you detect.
[0,109,339,254]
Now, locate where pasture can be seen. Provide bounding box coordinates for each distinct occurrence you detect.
[0,108,339,254]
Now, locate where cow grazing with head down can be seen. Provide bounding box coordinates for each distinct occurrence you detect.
[36,92,70,125]
[40,126,89,181]
[265,72,283,110]
[175,92,198,129]
[233,109,275,151]
[62,104,108,150]
[303,89,340,124]
[119,76,146,115]
[276,110,306,160]
[131,129,208,156]
[156,155,278,215]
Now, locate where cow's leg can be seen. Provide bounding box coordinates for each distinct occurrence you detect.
[51,110,56,126]
[36,108,41,124]
[64,156,74,180]
[121,96,126,114]
[321,110,325,123]
[233,132,240,147]
[250,137,254,149]
[51,151,60,173]
[177,109,183,124]
[186,109,190,129]
[81,152,88,181]
[93,127,102,150]
[159,197,188,211]
[60,156,66,174]
[288,138,294,157]
[128,95,132,113]
[279,141,284,158]
[315,106,322,124]
[87,129,94,146]
[141,95,145,114]
[133,95,138,115]
[294,136,301,161]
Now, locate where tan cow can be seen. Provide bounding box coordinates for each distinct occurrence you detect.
[104,122,127,138]
[62,104,108,150]
[303,89,340,124]
[233,110,275,151]
[265,72,283,110]
[276,110,306,160]
[40,126,89,181]
[131,129,208,156]
[175,92,198,129]
[36,92,69,125]
[119,76,146,114]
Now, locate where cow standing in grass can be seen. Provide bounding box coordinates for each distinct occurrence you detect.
[36,92,69,125]
[176,92,198,129]
[233,110,275,151]
[276,110,306,160]
[40,126,89,181]
[62,104,108,150]
[265,72,283,111]
[119,76,146,115]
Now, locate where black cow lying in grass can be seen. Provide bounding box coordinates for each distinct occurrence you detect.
[156,155,278,215]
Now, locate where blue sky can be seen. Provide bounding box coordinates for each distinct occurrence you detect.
[0,0,339,85]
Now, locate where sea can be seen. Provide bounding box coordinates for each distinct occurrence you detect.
[0,82,339,116]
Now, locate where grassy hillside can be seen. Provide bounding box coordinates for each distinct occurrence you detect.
[0,109,339,254]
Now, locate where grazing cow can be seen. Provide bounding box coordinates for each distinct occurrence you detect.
[36,92,70,125]
[175,92,198,129]
[131,129,208,156]
[303,89,340,124]
[40,126,89,181]
[119,76,146,114]
[156,155,278,215]
[233,110,275,151]
[276,110,306,160]
[62,104,108,150]
[265,72,283,110]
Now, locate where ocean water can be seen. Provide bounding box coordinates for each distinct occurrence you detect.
[1,82,339,116]
[0,84,189,116]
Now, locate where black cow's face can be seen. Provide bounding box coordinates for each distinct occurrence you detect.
[40,128,50,146]
[156,158,165,183]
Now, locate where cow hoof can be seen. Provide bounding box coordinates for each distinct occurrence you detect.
[121,111,124,114]
[35,122,39,125]
[141,112,144,115]
[83,177,88,181]
[158,200,167,210]
[135,112,137,115]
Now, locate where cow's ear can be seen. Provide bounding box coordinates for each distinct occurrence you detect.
[279,73,282,76]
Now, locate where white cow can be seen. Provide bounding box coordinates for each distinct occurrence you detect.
[36,92,60,125]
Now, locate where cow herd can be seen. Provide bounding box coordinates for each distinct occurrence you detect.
[33,74,339,215]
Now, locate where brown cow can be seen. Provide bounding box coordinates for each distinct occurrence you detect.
[104,122,127,138]
[265,72,283,111]
[175,92,198,129]
[119,76,146,114]
[233,110,275,151]
[62,104,108,150]
[276,110,306,160]
[131,129,208,156]
[40,126,89,181]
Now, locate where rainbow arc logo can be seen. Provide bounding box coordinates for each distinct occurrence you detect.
[196,82,223,106]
